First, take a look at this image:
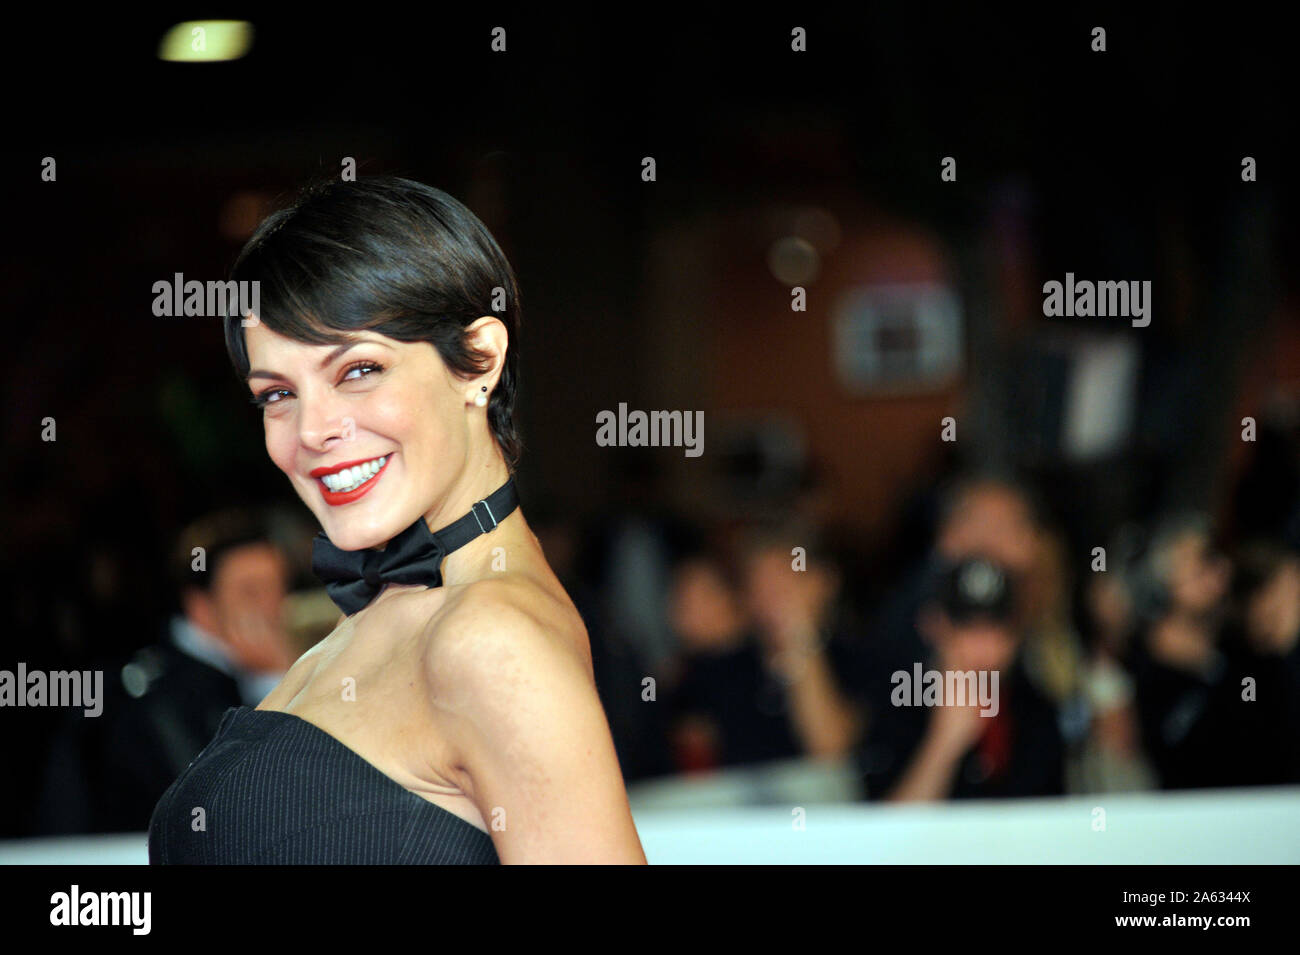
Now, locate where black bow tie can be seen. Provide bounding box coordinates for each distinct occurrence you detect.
[311,476,520,616]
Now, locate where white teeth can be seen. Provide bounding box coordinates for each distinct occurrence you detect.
[320,456,387,493]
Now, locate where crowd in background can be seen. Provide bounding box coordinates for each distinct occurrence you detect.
[579,465,1300,802]
[25,415,1300,836]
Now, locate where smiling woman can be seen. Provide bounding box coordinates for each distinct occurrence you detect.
[227,175,523,473]
[147,176,649,865]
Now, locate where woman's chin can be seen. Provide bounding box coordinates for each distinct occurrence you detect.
[320,516,401,551]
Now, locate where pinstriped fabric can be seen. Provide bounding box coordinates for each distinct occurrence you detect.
[148,706,499,865]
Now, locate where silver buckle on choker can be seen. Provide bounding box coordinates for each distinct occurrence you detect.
[471,499,497,534]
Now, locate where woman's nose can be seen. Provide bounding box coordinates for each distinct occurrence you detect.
[298,393,354,449]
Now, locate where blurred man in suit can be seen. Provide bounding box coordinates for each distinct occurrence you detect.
[36,508,296,833]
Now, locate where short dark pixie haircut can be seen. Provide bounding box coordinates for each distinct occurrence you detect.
[224,176,524,471]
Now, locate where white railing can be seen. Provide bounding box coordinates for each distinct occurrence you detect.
[3,782,1296,864]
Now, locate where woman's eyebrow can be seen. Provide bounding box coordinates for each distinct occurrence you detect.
[246,340,391,381]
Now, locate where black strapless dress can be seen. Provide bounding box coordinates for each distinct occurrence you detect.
[148,705,499,864]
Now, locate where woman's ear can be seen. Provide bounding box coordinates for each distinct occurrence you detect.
[462,315,508,381]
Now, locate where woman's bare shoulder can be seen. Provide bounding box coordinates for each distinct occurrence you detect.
[422,574,591,683]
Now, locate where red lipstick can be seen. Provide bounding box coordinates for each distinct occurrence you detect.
[310,457,385,478]
[309,455,393,506]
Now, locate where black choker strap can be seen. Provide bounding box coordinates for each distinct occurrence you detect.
[311,476,520,616]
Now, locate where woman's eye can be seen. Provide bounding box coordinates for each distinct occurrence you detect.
[342,362,384,382]
[251,388,291,407]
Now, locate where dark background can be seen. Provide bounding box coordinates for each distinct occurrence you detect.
[2,9,1296,835]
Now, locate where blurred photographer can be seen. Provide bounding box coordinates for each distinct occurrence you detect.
[1128,514,1242,789]
[859,555,1064,801]
[1218,540,1300,785]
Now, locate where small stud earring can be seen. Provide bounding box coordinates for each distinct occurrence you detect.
[474,386,488,407]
